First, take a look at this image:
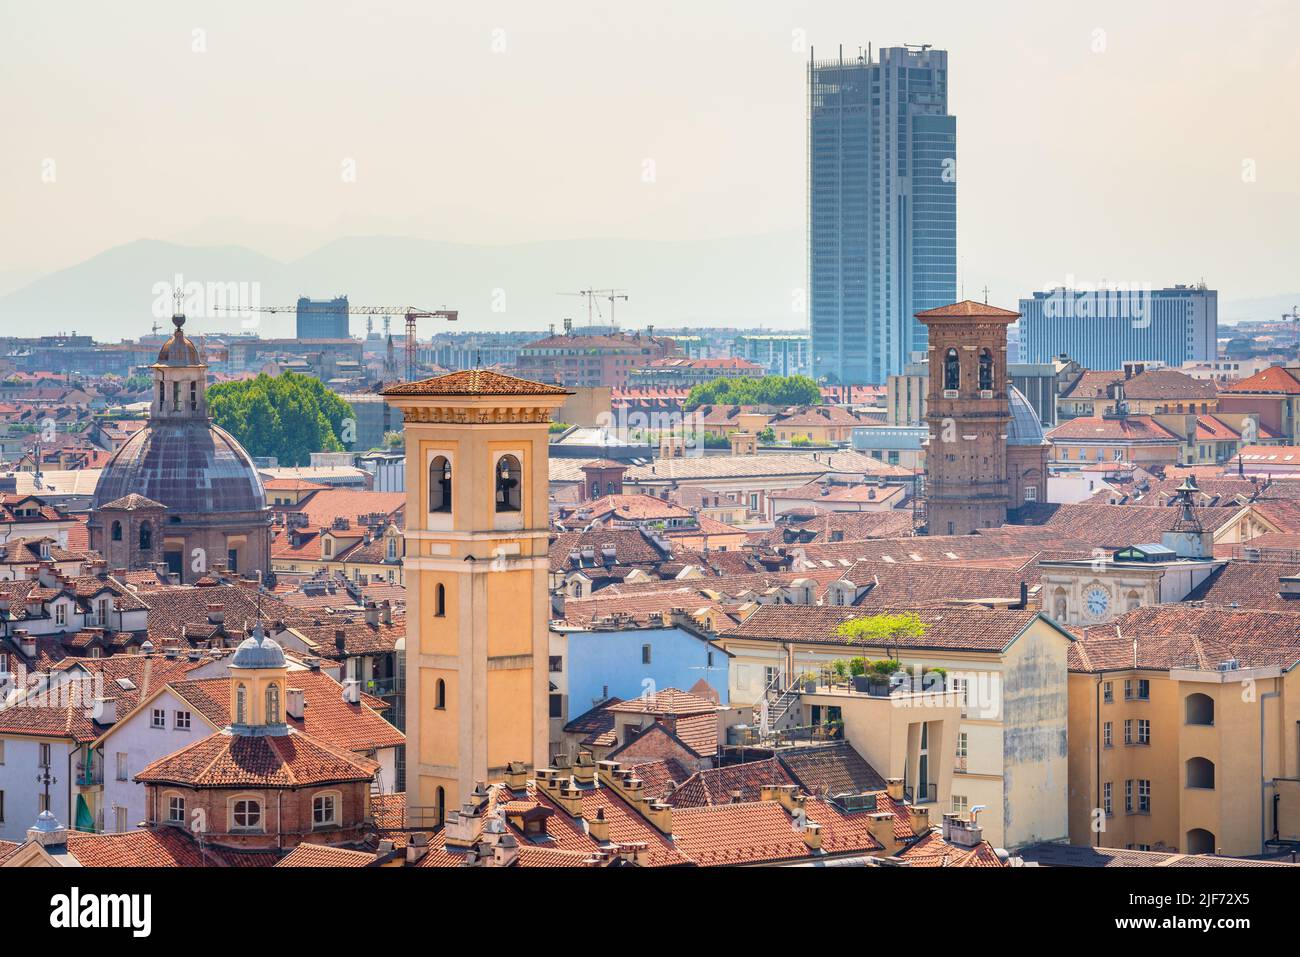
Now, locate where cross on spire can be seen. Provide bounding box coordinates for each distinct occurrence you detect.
[173,287,185,317]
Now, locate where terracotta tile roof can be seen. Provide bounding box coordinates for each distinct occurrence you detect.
[624,450,911,483]
[670,802,824,865]
[839,560,1032,608]
[1070,605,1300,672]
[383,368,571,397]
[550,528,668,571]
[1046,415,1181,443]
[1180,560,1300,612]
[769,406,864,428]
[64,826,222,867]
[629,757,695,801]
[669,758,795,808]
[606,689,718,716]
[286,616,404,658]
[1220,366,1300,395]
[722,605,1054,652]
[914,300,1020,319]
[1011,502,1240,549]
[275,843,376,867]
[284,487,406,528]
[166,670,404,752]
[135,727,380,788]
[771,481,907,506]
[562,697,622,747]
[898,830,1006,867]
[777,743,888,797]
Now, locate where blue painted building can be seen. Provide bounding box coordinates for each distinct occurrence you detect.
[550,622,731,724]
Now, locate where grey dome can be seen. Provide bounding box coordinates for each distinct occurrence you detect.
[1007,387,1046,446]
[91,419,265,515]
[232,633,286,669]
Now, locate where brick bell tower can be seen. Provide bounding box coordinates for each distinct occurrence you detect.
[918,300,1021,535]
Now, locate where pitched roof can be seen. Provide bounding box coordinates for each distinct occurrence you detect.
[275,843,376,867]
[135,727,379,788]
[668,758,796,808]
[1045,415,1181,443]
[777,743,888,797]
[382,369,571,397]
[1070,605,1300,673]
[722,605,1057,652]
[897,829,1006,867]
[606,689,718,716]
[64,827,223,867]
[914,300,1020,319]
[164,671,404,752]
[1220,366,1300,395]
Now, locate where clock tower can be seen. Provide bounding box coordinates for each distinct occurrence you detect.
[383,369,571,824]
[917,300,1021,535]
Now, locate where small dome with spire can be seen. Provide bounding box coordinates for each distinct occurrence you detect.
[231,628,287,669]
[155,313,202,366]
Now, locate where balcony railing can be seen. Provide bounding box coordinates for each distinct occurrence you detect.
[76,765,103,787]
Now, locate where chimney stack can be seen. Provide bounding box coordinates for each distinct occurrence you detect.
[885,777,904,802]
[286,687,305,720]
[341,678,361,705]
[364,601,379,627]
[587,807,610,843]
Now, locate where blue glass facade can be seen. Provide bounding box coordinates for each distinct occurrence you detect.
[809,46,956,385]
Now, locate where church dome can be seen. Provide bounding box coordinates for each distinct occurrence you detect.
[231,632,286,669]
[91,419,266,514]
[155,314,202,366]
[1007,387,1046,447]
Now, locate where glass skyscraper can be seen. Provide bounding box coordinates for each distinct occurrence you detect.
[808,45,956,385]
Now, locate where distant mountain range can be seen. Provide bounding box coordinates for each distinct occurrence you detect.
[0,234,809,340]
[1,234,1288,341]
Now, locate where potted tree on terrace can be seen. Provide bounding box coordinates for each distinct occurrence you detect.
[833,612,929,694]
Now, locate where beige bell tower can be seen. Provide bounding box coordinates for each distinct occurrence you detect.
[383,369,571,823]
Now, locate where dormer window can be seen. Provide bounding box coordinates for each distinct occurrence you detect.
[495,455,522,512]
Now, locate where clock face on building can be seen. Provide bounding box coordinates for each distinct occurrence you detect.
[1085,586,1111,619]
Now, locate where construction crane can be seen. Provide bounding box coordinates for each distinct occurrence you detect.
[212,304,458,380]
[557,288,628,328]
[1282,305,1300,322]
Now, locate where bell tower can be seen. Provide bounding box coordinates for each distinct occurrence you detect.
[918,300,1020,536]
[383,369,571,822]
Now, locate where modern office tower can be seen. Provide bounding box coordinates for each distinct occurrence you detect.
[296,295,351,339]
[732,333,811,376]
[808,45,957,386]
[1018,284,1217,370]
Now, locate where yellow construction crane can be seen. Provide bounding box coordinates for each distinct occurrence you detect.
[213,303,458,380]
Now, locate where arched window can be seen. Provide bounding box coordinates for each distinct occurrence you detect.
[1185,693,1214,726]
[386,537,397,561]
[435,583,446,617]
[111,521,122,542]
[1052,589,1067,621]
[435,786,446,826]
[943,348,960,391]
[1186,756,1215,789]
[606,480,616,495]
[232,799,262,830]
[435,678,446,710]
[1186,828,1216,855]
[429,456,452,513]
[978,349,994,391]
[138,521,152,550]
[495,455,522,512]
[189,380,197,411]
[265,683,281,724]
[591,481,600,499]
[235,683,248,724]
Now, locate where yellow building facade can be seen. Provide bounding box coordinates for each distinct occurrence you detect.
[1068,608,1300,857]
[384,370,570,822]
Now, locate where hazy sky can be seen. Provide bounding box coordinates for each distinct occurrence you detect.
[2,0,1299,308]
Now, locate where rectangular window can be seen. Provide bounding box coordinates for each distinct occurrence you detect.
[174,710,191,731]
[151,708,166,729]
[1103,722,1112,748]
[1138,780,1151,812]
[1124,719,1133,745]
[116,752,127,781]
[1125,779,1133,813]
[1103,681,1113,703]
[168,796,185,824]
[0,790,4,823]
[1137,679,1150,700]
[1137,719,1150,745]
[39,743,50,768]
[549,693,563,718]
[951,794,968,815]
[1103,782,1112,816]
[312,794,336,827]
[114,806,127,832]
[641,644,652,665]
[548,656,563,673]
[55,604,67,626]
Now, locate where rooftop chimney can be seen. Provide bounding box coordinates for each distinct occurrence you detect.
[341,678,361,705]
[587,807,610,843]
[885,777,904,802]
[865,811,898,855]
[286,687,305,720]
[364,601,379,627]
